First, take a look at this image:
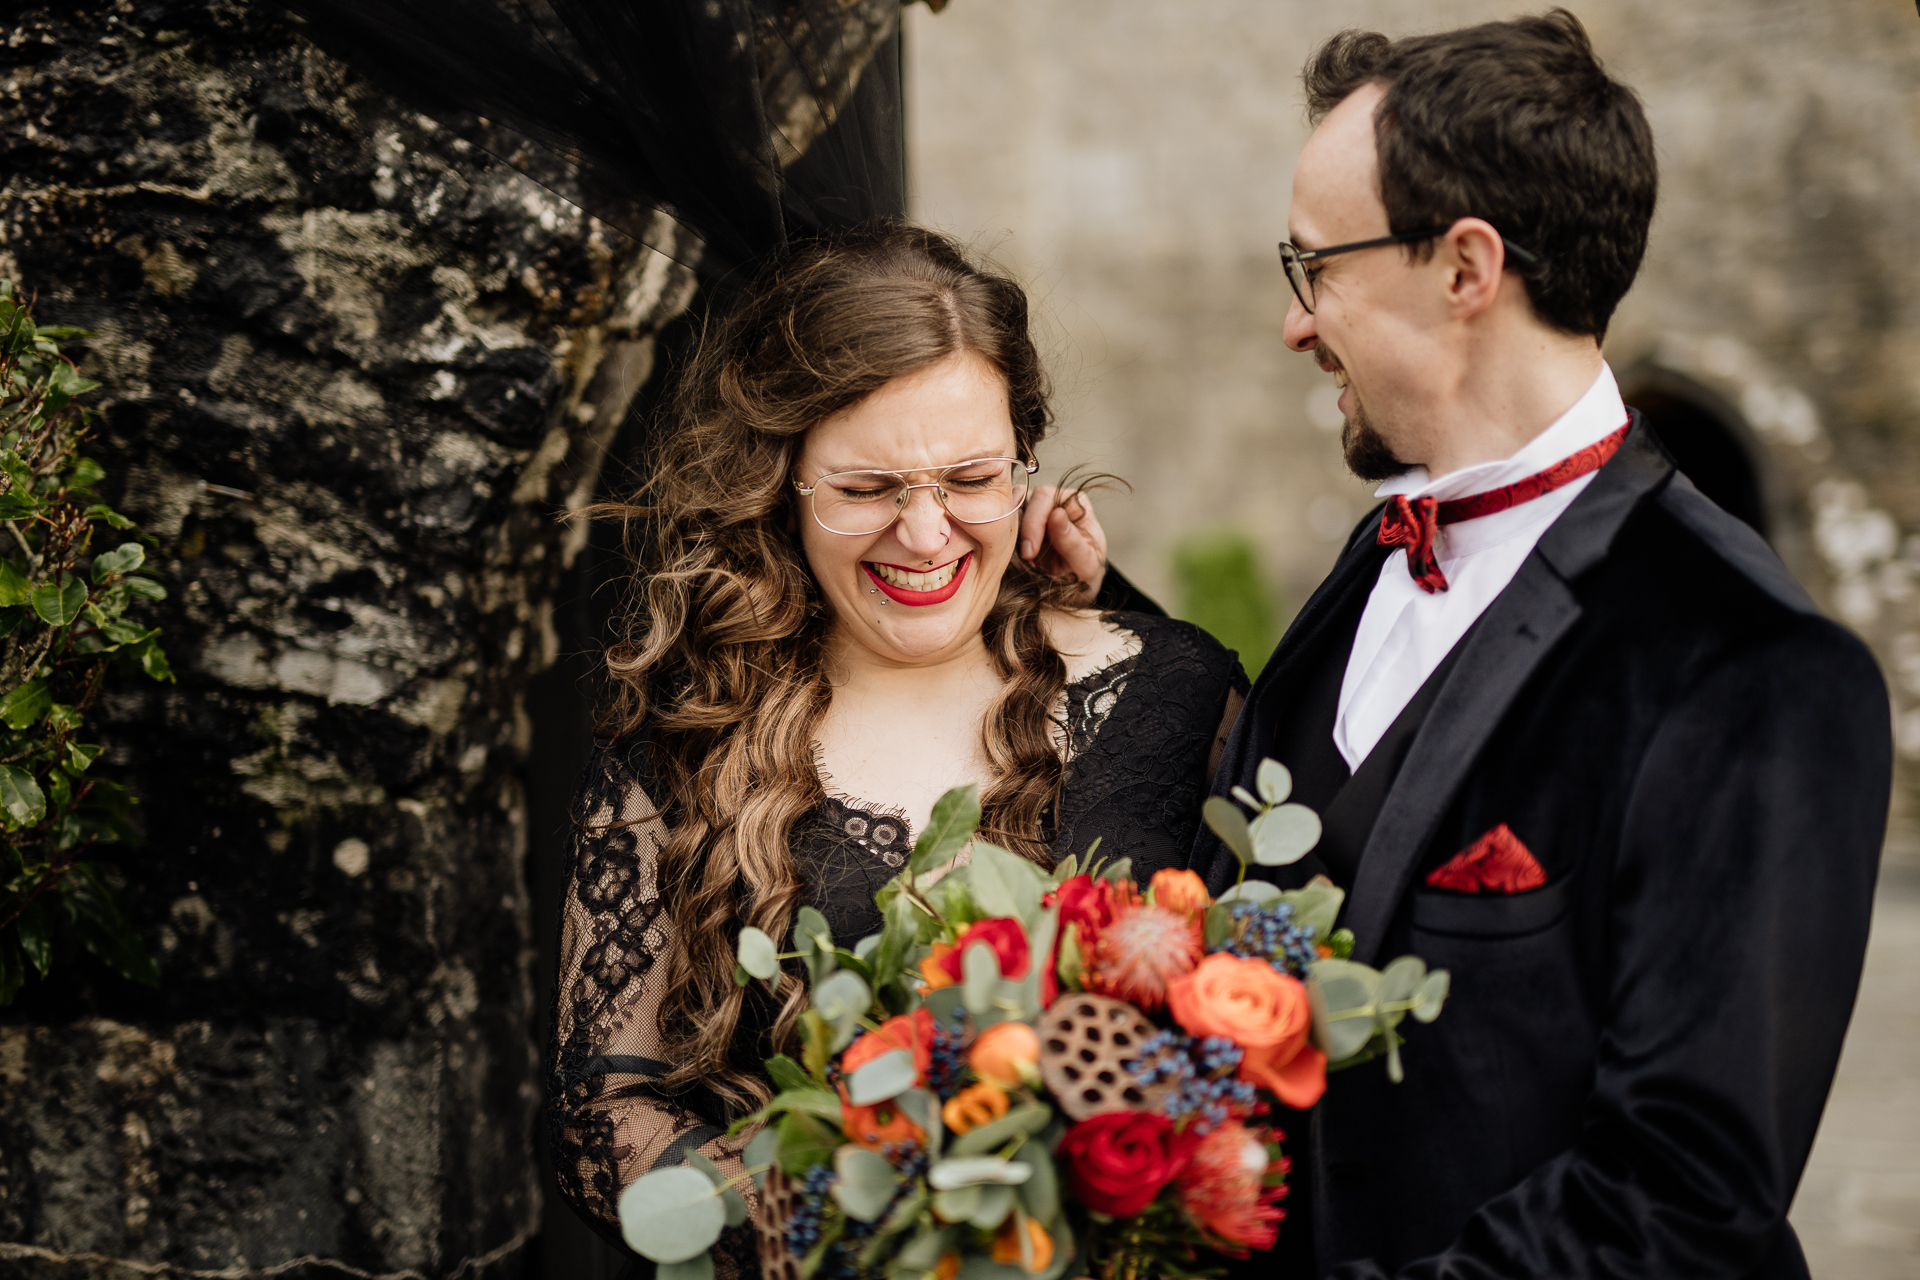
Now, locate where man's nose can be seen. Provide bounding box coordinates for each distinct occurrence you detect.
[1283,294,1318,353]
[893,485,951,553]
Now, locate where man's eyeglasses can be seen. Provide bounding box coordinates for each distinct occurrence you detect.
[794,457,1039,536]
[1278,223,1542,314]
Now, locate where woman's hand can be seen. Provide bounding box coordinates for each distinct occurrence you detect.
[1019,485,1108,604]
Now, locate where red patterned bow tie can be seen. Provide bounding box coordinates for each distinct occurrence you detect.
[1378,423,1630,593]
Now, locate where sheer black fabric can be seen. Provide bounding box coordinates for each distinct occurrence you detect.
[279,0,911,274]
[546,612,1246,1267]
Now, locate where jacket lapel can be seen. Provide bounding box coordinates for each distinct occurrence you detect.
[1340,417,1673,963]
[1197,521,1388,888]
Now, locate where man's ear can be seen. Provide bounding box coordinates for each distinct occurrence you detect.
[1441,217,1508,319]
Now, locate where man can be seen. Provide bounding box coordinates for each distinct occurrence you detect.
[1178,12,1889,1280]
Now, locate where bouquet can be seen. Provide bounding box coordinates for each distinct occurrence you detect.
[618,759,1449,1280]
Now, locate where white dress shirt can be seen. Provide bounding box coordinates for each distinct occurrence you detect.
[1333,364,1629,771]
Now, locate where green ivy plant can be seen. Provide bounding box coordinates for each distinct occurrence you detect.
[0,281,171,1004]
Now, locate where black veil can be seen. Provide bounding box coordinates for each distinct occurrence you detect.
[280,0,918,278]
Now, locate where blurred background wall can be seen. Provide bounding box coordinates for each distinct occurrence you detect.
[907,3,1920,1274]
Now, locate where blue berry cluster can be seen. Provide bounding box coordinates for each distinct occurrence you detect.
[1220,900,1320,977]
[927,1010,968,1099]
[783,1164,838,1257]
[1125,1030,1256,1135]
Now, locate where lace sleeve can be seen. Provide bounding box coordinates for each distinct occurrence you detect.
[547,744,762,1276]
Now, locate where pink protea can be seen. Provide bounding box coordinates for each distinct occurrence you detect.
[1175,1121,1288,1255]
[1083,902,1202,1010]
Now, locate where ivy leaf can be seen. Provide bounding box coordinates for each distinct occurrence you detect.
[90,542,144,582]
[30,573,86,626]
[62,864,159,987]
[0,559,28,607]
[0,679,50,730]
[137,639,174,682]
[16,900,52,977]
[66,456,105,489]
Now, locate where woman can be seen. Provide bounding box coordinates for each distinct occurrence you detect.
[547,224,1246,1271]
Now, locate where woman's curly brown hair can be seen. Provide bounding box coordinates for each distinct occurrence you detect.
[596,223,1086,1111]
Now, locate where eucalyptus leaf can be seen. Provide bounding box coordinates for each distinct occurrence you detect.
[928,1157,1032,1190]
[776,1111,840,1175]
[961,941,1000,1016]
[950,1103,1051,1157]
[895,1224,959,1271]
[813,970,873,1053]
[1202,902,1233,949]
[1013,909,1057,1018]
[932,1184,982,1225]
[832,1145,902,1223]
[1015,1144,1060,1222]
[1412,969,1451,1023]
[1215,879,1282,905]
[1052,853,1078,884]
[1376,955,1427,1007]
[1251,803,1322,866]
[737,926,779,980]
[1099,857,1131,885]
[744,1126,779,1191]
[795,906,835,985]
[1282,880,1344,938]
[1231,785,1261,809]
[618,1166,726,1263]
[969,840,1038,922]
[894,1087,933,1129]
[969,1183,1017,1230]
[658,1253,716,1280]
[1203,796,1255,864]
[854,933,882,961]
[1257,758,1294,804]
[846,1049,918,1106]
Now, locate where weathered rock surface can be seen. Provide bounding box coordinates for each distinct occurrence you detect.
[0,1,695,1274]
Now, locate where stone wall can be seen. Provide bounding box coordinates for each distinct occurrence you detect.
[906,0,1920,860]
[0,1,695,1275]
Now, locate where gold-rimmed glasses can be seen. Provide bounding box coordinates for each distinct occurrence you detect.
[794,457,1039,536]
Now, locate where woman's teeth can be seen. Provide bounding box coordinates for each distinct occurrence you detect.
[869,559,960,591]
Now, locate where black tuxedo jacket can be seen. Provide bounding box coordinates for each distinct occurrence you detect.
[1191,417,1891,1279]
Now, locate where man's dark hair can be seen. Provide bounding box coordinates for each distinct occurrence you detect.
[1303,9,1656,339]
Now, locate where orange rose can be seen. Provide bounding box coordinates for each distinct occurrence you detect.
[921,941,958,991]
[991,1216,1055,1271]
[840,1008,935,1084]
[968,1021,1041,1088]
[1166,954,1324,1109]
[841,1097,925,1150]
[934,1254,960,1280]
[1149,868,1211,916]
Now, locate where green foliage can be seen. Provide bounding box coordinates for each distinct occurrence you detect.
[0,282,170,1004]
[1171,530,1278,679]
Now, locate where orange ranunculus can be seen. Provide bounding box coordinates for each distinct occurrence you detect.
[968,1020,1041,1088]
[921,942,958,990]
[841,1097,925,1150]
[934,1253,960,1280]
[991,1216,1055,1271]
[1149,868,1211,916]
[840,1007,935,1084]
[1166,954,1324,1108]
[942,1081,1010,1134]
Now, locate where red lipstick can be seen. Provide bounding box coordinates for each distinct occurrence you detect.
[863,554,971,607]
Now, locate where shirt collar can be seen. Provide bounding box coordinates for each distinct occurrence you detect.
[1374,363,1627,505]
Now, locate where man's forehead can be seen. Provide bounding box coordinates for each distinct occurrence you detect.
[1290,83,1389,243]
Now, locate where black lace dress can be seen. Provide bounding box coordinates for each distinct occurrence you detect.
[546,612,1246,1269]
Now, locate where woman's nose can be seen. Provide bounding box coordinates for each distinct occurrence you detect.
[893,485,951,554]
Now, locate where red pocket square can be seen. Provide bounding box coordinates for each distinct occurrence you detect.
[1426,824,1547,894]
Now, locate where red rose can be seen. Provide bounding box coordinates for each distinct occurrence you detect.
[1057,1111,1196,1217]
[1047,875,1111,937]
[937,917,1031,983]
